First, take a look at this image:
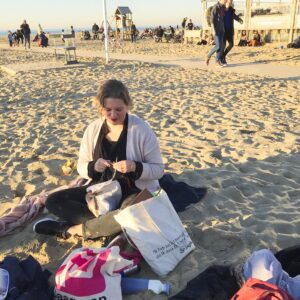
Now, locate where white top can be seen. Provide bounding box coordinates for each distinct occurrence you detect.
[77,114,164,192]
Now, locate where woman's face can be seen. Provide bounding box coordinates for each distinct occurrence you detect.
[101,97,128,126]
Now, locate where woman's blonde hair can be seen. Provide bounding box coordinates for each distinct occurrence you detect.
[94,79,132,109]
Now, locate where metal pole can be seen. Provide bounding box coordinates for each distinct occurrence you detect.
[103,0,109,63]
[289,0,298,43]
[245,0,251,32]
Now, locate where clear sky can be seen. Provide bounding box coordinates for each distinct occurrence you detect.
[0,0,203,32]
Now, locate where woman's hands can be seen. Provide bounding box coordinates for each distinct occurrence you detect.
[113,160,136,173]
[94,159,136,174]
[94,158,112,173]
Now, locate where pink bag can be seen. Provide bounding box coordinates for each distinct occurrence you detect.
[55,246,136,300]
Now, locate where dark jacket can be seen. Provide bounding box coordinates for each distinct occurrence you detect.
[92,24,99,33]
[20,23,31,36]
[210,2,225,34]
[0,255,53,299]
[224,7,243,35]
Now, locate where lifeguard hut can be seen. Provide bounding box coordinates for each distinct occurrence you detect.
[114,6,133,40]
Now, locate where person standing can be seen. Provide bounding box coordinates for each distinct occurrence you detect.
[20,20,31,49]
[130,23,137,42]
[92,22,100,40]
[187,19,194,30]
[7,31,14,47]
[221,0,243,65]
[181,17,187,29]
[70,25,75,36]
[206,0,226,67]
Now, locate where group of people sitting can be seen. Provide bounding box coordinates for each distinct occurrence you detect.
[154,25,182,43]
[238,30,263,47]
[32,32,49,47]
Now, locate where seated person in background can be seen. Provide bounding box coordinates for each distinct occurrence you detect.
[248,30,262,46]
[84,30,91,40]
[197,34,208,45]
[33,79,164,240]
[287,35,300,49]
[38,32,48,47]
[238,30,248,46]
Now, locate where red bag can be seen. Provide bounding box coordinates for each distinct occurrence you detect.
[231,278,295,300]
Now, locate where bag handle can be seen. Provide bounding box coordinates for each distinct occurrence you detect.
[122,228,139,250]
[259,290,290,300]
[139,189,190,251]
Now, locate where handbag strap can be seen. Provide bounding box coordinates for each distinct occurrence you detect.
[259,290,290,300]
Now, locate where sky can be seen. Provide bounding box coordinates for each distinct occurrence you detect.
[0,0,203,32]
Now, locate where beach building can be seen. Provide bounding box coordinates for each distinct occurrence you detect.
[185,0,300,43]
[114,6,133,40]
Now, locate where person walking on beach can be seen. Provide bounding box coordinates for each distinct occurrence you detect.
[7,31,14,47]
[20,20,31,49]
[221,0,243,65]
[131,23,137,42]
[206,0,226,67]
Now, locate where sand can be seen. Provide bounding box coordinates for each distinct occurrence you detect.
[0,39,300,299]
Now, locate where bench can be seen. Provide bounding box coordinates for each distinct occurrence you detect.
[49,33,78,64]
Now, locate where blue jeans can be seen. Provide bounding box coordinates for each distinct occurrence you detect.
[243,249,300,299]
[207,32,224,62]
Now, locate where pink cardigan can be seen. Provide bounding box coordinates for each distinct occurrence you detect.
[77,114,164,192]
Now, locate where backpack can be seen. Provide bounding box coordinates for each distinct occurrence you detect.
[231,278,295,300]
[206,6,214,27]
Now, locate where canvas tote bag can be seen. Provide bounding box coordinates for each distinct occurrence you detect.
[114,189,195,276]
[55,246,134,300]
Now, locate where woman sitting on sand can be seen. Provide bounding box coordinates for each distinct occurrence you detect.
[34,79,164,239]
[248,30,262,47]
[238,30,248,46]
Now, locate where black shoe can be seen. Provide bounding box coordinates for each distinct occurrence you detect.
[215,60,225,68]
[222,58,228,66]
[33,218,71,239]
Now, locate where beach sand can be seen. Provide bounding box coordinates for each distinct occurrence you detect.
[0,40,299,299]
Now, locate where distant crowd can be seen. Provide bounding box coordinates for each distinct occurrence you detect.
[7,17,300,50]
[8,20,48,49]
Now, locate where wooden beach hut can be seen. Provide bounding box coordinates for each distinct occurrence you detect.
[114,6,133,40]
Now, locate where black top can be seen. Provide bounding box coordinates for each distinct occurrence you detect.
[87,114,143,198]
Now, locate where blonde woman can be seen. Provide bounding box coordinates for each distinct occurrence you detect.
[34,79,164,240]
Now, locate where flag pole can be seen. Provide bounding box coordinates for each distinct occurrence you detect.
[103,0,109,63]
